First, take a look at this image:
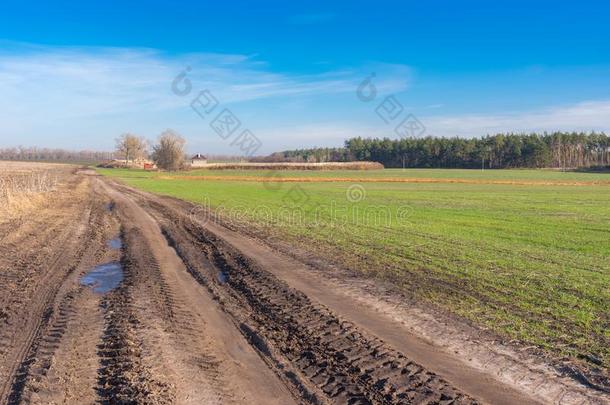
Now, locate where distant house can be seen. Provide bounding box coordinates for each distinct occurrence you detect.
[191,154,208,167]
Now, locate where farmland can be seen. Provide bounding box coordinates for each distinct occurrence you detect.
[0,167,488,405]
[98,167,610,377]
[0,165,607,404]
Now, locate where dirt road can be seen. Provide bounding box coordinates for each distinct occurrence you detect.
[0,172,606,404]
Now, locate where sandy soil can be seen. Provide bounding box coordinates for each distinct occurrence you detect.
[0,170,607,404]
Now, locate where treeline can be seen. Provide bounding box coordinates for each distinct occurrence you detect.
[0,147,115,164]
[266,132,610,169]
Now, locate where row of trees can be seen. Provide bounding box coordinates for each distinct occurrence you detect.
[5,131,609,170]
[1,130,188,171]
[270,132,610,169]
[0,147,115,163]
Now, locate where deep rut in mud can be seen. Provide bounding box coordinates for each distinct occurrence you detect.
[0,176,116,404]
[97,228,175,404]
[120,186,478,405]
[96,181,262,404]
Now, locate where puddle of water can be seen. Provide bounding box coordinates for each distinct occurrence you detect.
[217,271,229,284]
[108,237,122,250]
[80,262,124,294]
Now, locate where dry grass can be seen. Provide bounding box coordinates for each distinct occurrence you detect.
[0,162,69,220]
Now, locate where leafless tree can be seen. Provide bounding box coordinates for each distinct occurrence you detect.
[115,133,148,163]
[151,130,186,171]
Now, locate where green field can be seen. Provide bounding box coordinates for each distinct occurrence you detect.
[98,167,610,369]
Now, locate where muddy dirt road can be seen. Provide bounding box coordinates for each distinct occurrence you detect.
[0,172,606,404]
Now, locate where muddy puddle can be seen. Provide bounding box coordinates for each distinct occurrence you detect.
[108,237,122,250]
[80,262,124,294]
[217,271,229,284]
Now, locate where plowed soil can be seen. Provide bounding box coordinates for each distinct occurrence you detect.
[0,171,607,405]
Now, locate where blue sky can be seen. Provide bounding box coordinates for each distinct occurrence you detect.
[1,0,609,154]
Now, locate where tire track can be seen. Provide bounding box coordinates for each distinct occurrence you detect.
[0,190,116,404]
[127,188,478,404]
[100,179,299,404]
[95,217,233,404]
[0,228,86,404]
[0,181,91,403]
[96,248,175,404]
[0,177,113,405]
[9,290,80,403]
[124,220,236,404]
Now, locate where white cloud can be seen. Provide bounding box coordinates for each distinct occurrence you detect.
[2,41,607,153]
[255,123,388,151]
[0,42,413,151]
[251,100,610,153]
[424,100,610,137]
[0,42,410,127]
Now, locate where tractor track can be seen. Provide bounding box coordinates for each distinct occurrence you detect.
[98,179,292,404]
[0,176,112,405]
[96,227,176,404]
[115,182,478,405]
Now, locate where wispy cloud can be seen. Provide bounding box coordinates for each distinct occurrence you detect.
[423,100,610,137]
[0,41,412,150]
[3,41,606,153]
[256,123,388,151]
[251,100,610,153]
[0,42,410,124]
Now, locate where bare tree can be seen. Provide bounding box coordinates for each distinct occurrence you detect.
[151,130,186,171]
[115,133,148,163]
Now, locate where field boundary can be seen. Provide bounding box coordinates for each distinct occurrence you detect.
[192,161,384,170]
[157,174,610,187]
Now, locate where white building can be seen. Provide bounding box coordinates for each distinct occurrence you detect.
[191,154,208,167]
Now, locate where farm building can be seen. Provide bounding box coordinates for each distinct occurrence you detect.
[191,154,208,167]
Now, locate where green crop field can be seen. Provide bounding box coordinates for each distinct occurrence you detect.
[98,167,610,369]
